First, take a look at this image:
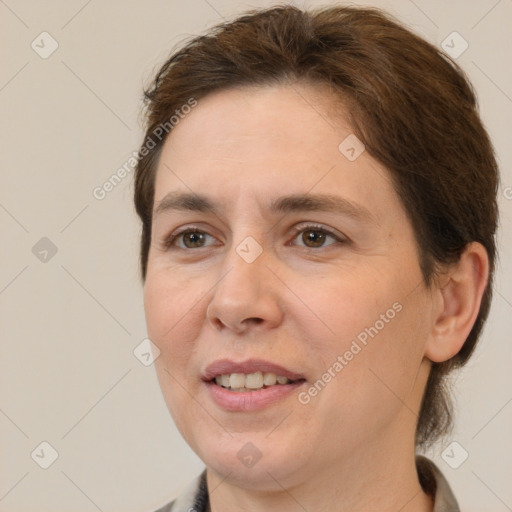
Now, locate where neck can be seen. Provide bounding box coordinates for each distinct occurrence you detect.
[206,420,433,512]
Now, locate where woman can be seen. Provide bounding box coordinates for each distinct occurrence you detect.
[134,5,498,511]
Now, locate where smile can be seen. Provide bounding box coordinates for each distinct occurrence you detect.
[213,371,298,392]
[202,358,306,411]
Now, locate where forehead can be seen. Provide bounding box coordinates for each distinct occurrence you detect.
[152,83,403,222]
[159,82,348,167]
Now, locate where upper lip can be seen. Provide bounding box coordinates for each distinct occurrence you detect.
[202,358,305,382]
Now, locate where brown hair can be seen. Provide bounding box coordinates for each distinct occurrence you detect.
[134,5,498,447]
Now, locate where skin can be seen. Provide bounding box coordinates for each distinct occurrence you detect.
[143,82,489,511]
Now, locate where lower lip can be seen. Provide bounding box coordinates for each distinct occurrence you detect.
[204,381,305,412]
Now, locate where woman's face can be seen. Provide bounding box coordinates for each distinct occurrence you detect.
[144,83,436,489]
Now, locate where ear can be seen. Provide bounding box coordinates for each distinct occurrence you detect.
[425,242,490,363]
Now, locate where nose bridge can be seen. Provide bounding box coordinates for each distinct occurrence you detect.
[217,234,268,302]
[207,233,283,331]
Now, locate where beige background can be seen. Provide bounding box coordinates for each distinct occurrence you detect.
[0,1,510,511]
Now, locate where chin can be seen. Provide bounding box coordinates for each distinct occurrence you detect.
[187,427,312,491]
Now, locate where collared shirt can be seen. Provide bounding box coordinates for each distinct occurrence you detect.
[154,456,459,512]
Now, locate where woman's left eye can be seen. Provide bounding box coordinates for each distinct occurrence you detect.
[290,225,342,249]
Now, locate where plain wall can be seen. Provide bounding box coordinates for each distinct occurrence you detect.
[0,1,510,511]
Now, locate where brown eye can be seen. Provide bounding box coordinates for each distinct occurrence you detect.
[181,231,207,248]
[301,229,327,248]
[291,225,341,249]
[165,229,216,250]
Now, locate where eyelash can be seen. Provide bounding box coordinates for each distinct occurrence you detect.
[163,224,346,251]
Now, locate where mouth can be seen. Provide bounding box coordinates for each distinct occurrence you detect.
[202,359,306,410]
[211,371,304,392]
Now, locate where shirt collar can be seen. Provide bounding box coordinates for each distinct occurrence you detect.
[416,455,460,511]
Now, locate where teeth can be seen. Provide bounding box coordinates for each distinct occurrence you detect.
[229,373,245,389]
[245,372,263,389]
[263,372,277,386]
[213,372,293,390]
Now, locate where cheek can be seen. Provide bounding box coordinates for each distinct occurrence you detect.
[323,289,429,417]
[292,261,428,401]
[144,273,206,434]
[287,266,400,352]
[143,271,204,369]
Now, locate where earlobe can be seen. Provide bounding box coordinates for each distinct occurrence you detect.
[425,242,489,363]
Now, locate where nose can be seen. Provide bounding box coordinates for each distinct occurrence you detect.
[206,241,285,334]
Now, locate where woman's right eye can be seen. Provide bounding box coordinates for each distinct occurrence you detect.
[164,230,217,250]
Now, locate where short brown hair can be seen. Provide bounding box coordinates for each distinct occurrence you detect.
[134,5,498,447]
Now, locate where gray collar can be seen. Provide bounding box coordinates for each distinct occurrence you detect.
[416,455,460,511]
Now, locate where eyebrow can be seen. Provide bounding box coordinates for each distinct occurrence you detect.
[153,191,375,223]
